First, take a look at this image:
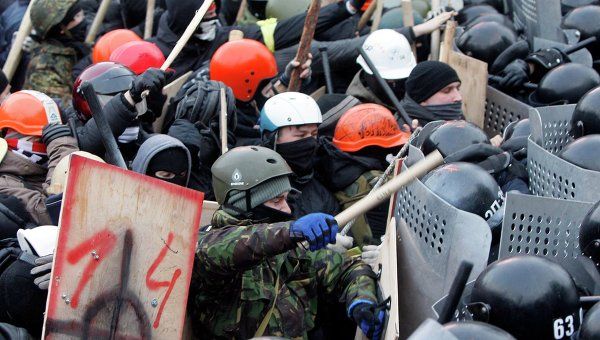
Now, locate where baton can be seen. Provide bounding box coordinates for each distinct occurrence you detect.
[581,296,600,307]
[358,47,414,130]
[564,36,598,55]
[80,82,127,169]
[488,75,538,90]
[320,47,334,95]
[438,261,473,324]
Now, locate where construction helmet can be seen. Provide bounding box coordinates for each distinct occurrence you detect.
[109,41,165,75]
[356,29,417,80]
[0,91,62,136]
[30,0,78,39]
[259,92,322,134]
[72,62,136,121]
[265,0,310,20]
[570,86,600,139]
[333,104,410,152]
[529,63,600,106]
[421,120,490,157]
[559,135,600,171]
[211,146,292,206]
[443,321,515,340]
[456,21,517,67]
[580,200,600,267]
[562,5,600,56]
[92,29,142,64]
[580,302,600,340]
[423,162,503,221]
[467,256,581,339]
[210,39,278,102]
[48,151,105,195]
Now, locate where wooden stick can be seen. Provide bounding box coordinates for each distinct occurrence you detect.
[430,0,441,60]
[335,151,444,226]
[356,0,377,33]
[219,88,228,155]
[235,0,248,24]
[370,0,384,33]
[144,0,156,39]
[439,19,457,63]
[287,0,321,92]
[401,0,417,56]
[85,0,112,43]
[2,0,34,81]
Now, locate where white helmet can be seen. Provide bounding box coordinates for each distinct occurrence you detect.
[48,151,105,195]
[356,29,417,80]
[0,138,7,164]
[259,92,323,134]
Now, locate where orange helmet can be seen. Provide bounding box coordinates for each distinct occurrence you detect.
[0,90,62,136]
[210,39,278,102]
[92,29,142,64]
[333,104,410,152]
[109,41,166,75]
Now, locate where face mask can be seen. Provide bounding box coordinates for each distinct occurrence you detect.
[194,19,219,41]
[276,137,318,177]
[250,204,293,223]
[67,20,88,42]
[424,102,464,120]
[146,148,189,187]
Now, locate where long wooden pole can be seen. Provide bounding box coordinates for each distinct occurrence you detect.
[85,0,112,43]
[370,0,383,33]
[219,88,228,155]
[2,0,34,81]
[356,0,377,33]
[439,20,457,63]
[287,0,321,92]
[144,0,156,39]
[401,0,417,56]
[430,0,441,60]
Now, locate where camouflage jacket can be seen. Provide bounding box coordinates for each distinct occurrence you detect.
[335,170,384,245]
[189,210,378,339]
[23,40,77,107]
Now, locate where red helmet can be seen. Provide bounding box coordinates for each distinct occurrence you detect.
[92,29,142,64]
[333,104,410,152]
[0,90,62,136]
[210,39,278,102]
[109,41,166,75]
[72,62,135,121]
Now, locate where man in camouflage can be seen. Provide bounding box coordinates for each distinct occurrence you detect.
[24,0,88,107]
[188,146,386,339]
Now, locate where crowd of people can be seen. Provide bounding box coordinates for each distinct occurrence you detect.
[0,0,599,339]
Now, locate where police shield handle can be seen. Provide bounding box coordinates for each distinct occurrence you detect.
[144,0,156,39]
[219,88,228,155]
[85,0,112,44]
[335,150,444,227]
[1,0,34,81]
[287,0,321,92]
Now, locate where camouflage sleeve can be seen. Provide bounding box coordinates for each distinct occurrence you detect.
[313,250,378,311]
[24,54,74,105]
[196,222,297,277]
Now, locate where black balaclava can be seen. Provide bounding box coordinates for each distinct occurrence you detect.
[146,147,189,186]
[121,0,148,27]
[276,136,319,178]
[46,1,89,57]
[166,0,205,34]
[362,71,407,105]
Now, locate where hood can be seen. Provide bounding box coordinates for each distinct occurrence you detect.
[346,71,387,107]
[131,134,192,186]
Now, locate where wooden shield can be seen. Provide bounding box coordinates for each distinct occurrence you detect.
[43,155,204,339]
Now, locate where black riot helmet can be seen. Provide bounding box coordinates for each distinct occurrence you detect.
[503,119,531,141]
[247,0,268,19]
[570,86,600,139]
[558,135,600,171]
[456,21,517,67]
[529,63,600,107]
[456,4,498,25]
[463,0,505,12]
[580,302,600,340]
[562,5,600,56]
[579,200,600,267]
[465,13,515,31]
[443,321,515,340]
[423,162,503,221]
[561,0,600,15]
[467,255,581,339]
[421,120,490,157]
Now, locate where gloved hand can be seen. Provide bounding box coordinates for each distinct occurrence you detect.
[499,59,529,89]
[327,234,354,253]
[362,245,380,271]
[42,123,73,145]
[168,119,202,169]
[30,254,53,290]
[350,301,386,340]
[280,54,313,87]
[129,68,171,103]
[290,213,338,251]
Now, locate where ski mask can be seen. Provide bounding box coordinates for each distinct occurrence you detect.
[250,204,293,223]
[166,0,205,34]
[276,137,318,177]
[146,148,190,186]
[66,20,88,42]
[194,19,220,41]
[363,71,407,104]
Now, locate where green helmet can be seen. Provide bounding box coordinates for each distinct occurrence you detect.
[31,0,78,39]
[266,0,311,20]
[412,0,430,18]
[380,7,425,29]
[211,146,292,206]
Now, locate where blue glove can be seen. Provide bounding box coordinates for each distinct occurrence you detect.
[349,301,386,340]
[290,213,338,251]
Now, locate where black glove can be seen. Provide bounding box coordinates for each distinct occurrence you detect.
[129,68,170,103]
[499,59,529,89]
[42,123,73,145]
[525,48,569,73]
[501,136,528,161]
[168,119,202,168]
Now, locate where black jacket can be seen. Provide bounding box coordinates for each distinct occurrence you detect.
[289,173,341,218]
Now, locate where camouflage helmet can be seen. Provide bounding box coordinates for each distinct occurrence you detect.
[265,0,311,20]
[211,146,293,205]
[31,0,79,39]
